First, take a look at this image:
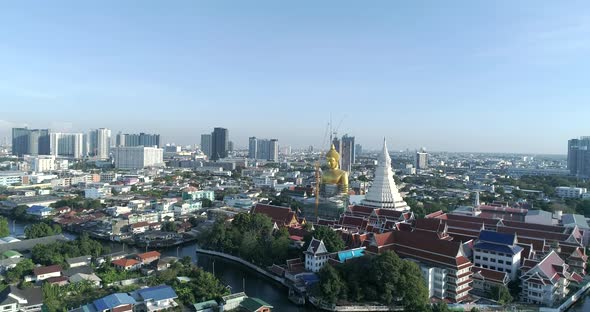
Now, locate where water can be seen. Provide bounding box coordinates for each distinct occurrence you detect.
[102,241,312,311]
[568,294,590,312]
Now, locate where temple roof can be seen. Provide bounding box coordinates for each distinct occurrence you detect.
[361,139,410,211]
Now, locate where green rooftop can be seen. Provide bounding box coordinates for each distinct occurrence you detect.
[2,250,23,259]
[193,300,218,311]
[240,297,273,312]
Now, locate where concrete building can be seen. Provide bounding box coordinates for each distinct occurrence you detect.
[211,127,228,161]
[555,186,587,198]
[11,128,50,156]
[50,133,84,158]
[248,137,257,159]
[0,172,25,186]
[200,134,212,158]
[341,135,355,173]
[521,251,573,306]
[24,155,56,173]
[113,146,164,170]
[88,128,111,160]
[568,137,590,177]
[416,149,429,170]
[116,132,160,148]
[472,230,522,280]
[304,238,330,273]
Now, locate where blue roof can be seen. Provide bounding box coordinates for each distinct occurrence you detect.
[478,230,515,246]
[299,274,320,285]
[474,242,523,256]
[337,248,365,262]
[137,285,178,302]
[27,205,52,213]
[93,293,137,311]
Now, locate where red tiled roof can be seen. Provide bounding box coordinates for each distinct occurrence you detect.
[498,226,572,243]
[112,258,140,267]
[131,221,149,228]
[473,267,508,283]
[137,251,161,260]
[46,276,69,284]
[252,204,298,226]
[502,220,566,233]
[34,265,62,276]
[415,218,446,233]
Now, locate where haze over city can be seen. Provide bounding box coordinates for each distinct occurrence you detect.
[2,1,590,153]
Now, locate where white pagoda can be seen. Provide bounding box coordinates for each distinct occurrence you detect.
[361,139,410,211]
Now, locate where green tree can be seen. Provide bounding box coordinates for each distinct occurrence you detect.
[0,217,9,237]
[304,225,345,253]
[25,222,61,239]
[317,264,347,304]
[161,221,177,232]
[431,302,451,312]
[6,259,35,283]
[201,198,213,208]
[489,285,513,305]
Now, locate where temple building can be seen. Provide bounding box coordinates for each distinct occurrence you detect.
[361,139,410,211]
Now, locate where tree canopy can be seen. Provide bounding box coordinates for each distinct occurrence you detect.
[201,213,293,266]
[32,233,107,267]
[0,217,9,237]
[25,222,62,239]
[316,251,429,311]
[303,225,345,253]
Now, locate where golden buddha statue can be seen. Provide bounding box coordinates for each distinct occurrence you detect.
[321,144,349,195]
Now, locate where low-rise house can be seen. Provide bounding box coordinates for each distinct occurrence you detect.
[304,238,330,273]
[220,292,248,311]
[68,273,102,287]
[2,250,23,259]
[131,222,150,234]
[472,268,509,296]
[66,255,92,268]
[86,293,137,312]
[132,285,178,312]
[33,265,62,281]
[0,285,43,312]
[26,205,54,218]
[240,297,273,312]
[136,251,161,265]
[0,258,23,273]
[112,259,141,271]
[46,276,69,286]
[521,251,572,306]
[193,300,218,312]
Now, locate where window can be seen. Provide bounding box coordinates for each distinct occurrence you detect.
[506,269,511,274]
[506,261,512,265]
[475,256,481,260]
[498,268,504,272]
[490,258,496,263]
[483,257,488,261]
[498,260,504,264]
[498,253,505,257]
[490,266,496,270]
[483,265,488,268]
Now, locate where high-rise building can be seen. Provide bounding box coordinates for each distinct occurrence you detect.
[228,141,234,152]
[116,132,160,147]
[416,148,429,170]
[211,127,228,161]
[341,134,355,172]
[248,137,258,159]
[88,128,111,160]
[50,133,84,158]
[11,128,50,156]
[113,146,164,170]
[252,138,279,161]
[269,139,279,162]
[355,144,363,157]
[568,137,590,177]
[201,134,212,158]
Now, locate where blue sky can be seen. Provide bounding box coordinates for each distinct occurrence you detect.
[1,1,589,153]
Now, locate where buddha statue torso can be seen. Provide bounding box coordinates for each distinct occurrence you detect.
[320,144,349,196]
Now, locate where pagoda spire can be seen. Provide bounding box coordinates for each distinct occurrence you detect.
[361,139,410,211]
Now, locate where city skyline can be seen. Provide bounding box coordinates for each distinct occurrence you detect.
[2,1,590,153]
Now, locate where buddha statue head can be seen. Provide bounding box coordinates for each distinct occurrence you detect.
[326,144,340,170]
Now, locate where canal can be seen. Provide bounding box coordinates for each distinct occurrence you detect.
[10,218,310,310]
[7,218,588,311]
